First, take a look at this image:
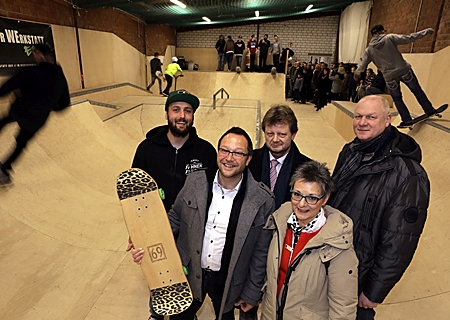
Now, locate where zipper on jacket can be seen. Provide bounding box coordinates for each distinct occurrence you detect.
[277,244,325,320]
[173,148,178,173]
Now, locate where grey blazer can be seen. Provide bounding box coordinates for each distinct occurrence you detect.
[168,169,275,319]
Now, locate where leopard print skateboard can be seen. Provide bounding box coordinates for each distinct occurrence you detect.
[117,168,193,316]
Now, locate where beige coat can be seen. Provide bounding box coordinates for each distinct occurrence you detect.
[260,203,358,320]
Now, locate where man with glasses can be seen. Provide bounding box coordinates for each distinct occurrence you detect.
[129,89,217,319]
[130,126,275,320]
[249,104,311,210]
[328,95,430,320]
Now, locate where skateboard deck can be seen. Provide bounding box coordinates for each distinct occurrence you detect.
[117,168,193,316]
[398,104,448,129]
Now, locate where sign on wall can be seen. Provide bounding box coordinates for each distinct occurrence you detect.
[0,17,54,76]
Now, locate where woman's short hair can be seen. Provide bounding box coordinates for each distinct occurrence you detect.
[289,160,334,195]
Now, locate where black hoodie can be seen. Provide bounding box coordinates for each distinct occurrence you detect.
[132,125,217,211]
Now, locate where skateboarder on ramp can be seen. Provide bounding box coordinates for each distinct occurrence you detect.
[0,44,70,187]
[355,25,438,128]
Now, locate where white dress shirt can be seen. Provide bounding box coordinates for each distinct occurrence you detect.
[201,171,243,271]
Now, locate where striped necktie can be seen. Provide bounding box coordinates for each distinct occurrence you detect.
[270,159,279,192]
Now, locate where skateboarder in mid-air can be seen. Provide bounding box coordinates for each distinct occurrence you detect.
[0,44,70,186]
[355,25,438,128]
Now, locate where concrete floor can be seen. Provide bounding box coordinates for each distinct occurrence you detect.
[0,73,449,319]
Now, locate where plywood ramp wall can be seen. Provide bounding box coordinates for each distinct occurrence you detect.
[29,25,146,92]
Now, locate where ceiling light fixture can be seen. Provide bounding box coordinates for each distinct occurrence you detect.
[202,16,211,23]
[255,11,260,17]
[305,4,313,11]
[170,0,186,9]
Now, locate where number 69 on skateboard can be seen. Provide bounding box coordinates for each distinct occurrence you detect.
[117,168,193,316]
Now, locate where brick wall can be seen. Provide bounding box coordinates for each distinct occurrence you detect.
[0,0,176,54]
[177,15,340,63]
[370,0,450,53]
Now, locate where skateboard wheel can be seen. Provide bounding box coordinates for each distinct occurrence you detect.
[159,188,165,200]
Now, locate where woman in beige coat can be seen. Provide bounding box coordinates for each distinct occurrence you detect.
[261,161,358,320]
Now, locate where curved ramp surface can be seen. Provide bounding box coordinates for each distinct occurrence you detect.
[1,96,449,319]
[0,102,142,319]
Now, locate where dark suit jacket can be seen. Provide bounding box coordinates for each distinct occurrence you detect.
[168,169,275,318]
[249,142,311,209]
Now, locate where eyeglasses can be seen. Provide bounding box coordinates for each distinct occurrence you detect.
[218,148,248,159]
[290,190,325,205]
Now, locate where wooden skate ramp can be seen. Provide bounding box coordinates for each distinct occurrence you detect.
[0,77,449,319]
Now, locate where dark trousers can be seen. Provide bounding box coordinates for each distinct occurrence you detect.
[250,54,256,72]
[347,88,356,101]
[163,74,173,95]
[259,53,267,71]
[293,89,301,102]
[226,53,234,71]
[330,92,340,101]
[171,271,235,320]
[236,55,243,69]
[386,68,435,123]
[317,91,328,110]
[0,115,37,171]
[273,54,280,72]
[147,73,162,93]
[356,306,376,320]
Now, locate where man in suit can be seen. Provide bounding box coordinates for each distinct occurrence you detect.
[131,126,275,320]
[249,104,311,210]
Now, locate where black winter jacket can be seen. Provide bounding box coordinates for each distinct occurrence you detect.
[234,40,245,55]
[0,62,70,132]
[328,126,430,303]
[132,125,217,211]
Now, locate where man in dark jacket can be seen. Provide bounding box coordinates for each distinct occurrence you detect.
[131,127,275,320]
[358,69,386,98]
[244,104,310,320]
[132,89,217,212]
[249,104,311,210]
[258,34,270,72]
[146,52,163,94]
[215,35,226,71]
[328,95,430,320]
[0,44,70,186]
[130,89,217,320]
[234,36,245,70]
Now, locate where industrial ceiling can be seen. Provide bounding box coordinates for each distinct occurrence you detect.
[70,0,366,28]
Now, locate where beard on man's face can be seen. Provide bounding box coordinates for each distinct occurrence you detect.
[168,117,192,137]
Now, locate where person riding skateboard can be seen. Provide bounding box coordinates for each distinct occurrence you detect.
[0,44,70,186]
[355,25,437,127]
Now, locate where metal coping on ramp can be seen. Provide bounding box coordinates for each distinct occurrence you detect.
[71,98,118,109]
[70,82,146,98]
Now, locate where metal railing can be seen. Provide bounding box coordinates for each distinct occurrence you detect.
[212,88,230,109]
